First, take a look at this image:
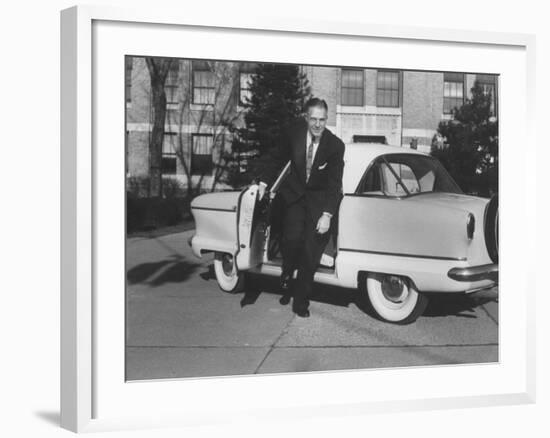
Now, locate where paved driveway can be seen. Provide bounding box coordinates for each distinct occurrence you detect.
[126,230,498,380]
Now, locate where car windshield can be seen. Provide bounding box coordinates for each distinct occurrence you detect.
[356,153,463,197]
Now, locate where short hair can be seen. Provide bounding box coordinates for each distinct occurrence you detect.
[305,97,328,113]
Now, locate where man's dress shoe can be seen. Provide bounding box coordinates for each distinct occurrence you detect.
[292,306,310,318]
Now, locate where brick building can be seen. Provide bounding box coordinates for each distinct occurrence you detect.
[125,56,498,192]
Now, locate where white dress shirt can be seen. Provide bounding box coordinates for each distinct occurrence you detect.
[306,132,331,218]
[306,131,320,165]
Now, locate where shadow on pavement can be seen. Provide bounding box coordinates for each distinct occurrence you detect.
[199,263,216,281]
[240,285,262,307]
[422,292,498,319]
[190,262,498,322]
[127,255,200,286]
[230,274,498,322]
[240,274,380,319]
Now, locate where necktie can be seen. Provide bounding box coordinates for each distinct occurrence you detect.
[306,141,314,181]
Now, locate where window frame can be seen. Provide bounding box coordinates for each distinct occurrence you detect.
[353,153,463,198]
[376,70,400,108]
[443,72,465,115]
[161,132,178,175]
[191,61,215,105]
[164,61,180,106]
[191,133,214,176]
[341,68,365,106]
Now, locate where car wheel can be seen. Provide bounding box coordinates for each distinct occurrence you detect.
[213,252,245,293]
[365,273,428,324]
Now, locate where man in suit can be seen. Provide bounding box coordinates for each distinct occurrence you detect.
[258,98,345,317]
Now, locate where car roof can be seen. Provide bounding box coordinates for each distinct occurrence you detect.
[343,143,428,193]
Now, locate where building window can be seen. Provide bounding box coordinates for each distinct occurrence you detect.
[164,62,179,105]
[191,134,214,176]
[341,69,364,106]
[376,70,400,107]
[443,72,464,114]
[239,63,257,105]
[125,57,133,103]
[162,132,177,175]
[476,74,497,117]
[192,61,215,105]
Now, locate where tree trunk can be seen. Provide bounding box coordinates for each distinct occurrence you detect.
[149,81,166,197]
[145,58,173,198]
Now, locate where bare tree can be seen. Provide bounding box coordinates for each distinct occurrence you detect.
[165,61,244,198]
[145,57,174,197]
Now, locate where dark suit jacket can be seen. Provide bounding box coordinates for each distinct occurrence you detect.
[262,119,345,222]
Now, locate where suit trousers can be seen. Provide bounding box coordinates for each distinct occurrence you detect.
[281,197,331,310]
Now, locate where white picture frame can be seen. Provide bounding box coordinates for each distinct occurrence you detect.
[60,5,536,433]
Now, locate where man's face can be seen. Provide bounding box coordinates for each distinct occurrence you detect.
[306,106,328,140]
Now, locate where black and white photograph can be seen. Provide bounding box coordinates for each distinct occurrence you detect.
[5,0,546,434]
[125,56,499,380]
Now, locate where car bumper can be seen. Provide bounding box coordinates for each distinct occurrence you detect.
[447,263,498,282]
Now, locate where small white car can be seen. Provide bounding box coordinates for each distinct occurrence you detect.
[189,144,498,324]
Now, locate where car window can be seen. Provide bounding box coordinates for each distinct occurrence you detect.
[382,162,419,195]
[356,154,462,196]
[360,162,382,194]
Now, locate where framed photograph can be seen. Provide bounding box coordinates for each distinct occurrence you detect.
[61,5,536,433]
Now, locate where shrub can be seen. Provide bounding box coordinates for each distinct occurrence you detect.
[430,82,498,197]
[162,177,185,199]
[126,176,151,199]
[126,197,186,233]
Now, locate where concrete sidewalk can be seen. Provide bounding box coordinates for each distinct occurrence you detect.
[126,229,498,380]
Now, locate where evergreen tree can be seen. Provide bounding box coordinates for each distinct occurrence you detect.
[225,63,311,187]
[431,82,498,197]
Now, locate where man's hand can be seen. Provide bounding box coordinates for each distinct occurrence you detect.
[257,182,267,201]
[316,213,331,234]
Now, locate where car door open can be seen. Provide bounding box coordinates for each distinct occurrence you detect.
[235,161,291,271]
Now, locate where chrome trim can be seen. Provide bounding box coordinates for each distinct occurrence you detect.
[234,186,250,271]
[191,206,237,212]
[465,284,496,294]
[339,247,467,261]
[448,263,498,282]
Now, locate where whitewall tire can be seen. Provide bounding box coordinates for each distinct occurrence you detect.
[365,273,428,324]
[213,252,245,293]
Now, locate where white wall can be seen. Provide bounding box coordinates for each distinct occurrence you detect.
[1,1,547,437]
